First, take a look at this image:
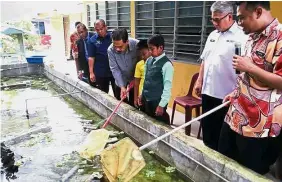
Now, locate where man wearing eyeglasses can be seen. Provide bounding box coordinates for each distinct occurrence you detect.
[194,1,248,151]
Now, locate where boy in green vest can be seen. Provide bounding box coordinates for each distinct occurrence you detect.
[138,34,174,124]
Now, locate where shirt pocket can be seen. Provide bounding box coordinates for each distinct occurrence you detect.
[202,39,217,59]
[218,39,236,61]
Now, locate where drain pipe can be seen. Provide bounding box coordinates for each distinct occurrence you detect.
[44,69,230,182]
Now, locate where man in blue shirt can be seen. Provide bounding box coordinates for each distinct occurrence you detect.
[76,23,95,86]
[88,19,117,96]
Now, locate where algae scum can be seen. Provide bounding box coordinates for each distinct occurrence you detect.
[1,76,187,182]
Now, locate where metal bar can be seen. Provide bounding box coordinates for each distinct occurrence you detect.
[154,8,175,12]
[136,18,153,21]
[154,17,174,20]
[155,26,174,27]
[200,1,207,55]
[117,6,130,8]
[175,34,201,37]
[175,51,199,56]
[136,10,152,13]
[152,1,155,34]
[175,43,201,46]
[136,2,153,6]
[177,25,202,28]
[177,15,203,18]
[116,1,119,28]
[178,6,203,10]
[172,0,177,60]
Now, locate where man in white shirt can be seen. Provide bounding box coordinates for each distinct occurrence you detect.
[194,1,248,151]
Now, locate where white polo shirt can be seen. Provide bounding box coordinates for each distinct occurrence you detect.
[201,22,248,99]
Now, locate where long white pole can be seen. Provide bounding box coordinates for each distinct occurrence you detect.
[139,101,230,151]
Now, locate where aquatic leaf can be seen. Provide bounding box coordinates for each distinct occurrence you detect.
[56,162,63,168]
[78,169,84,174]
[145,170,155,178]
[92,172,103,179]
[165,166,176,173]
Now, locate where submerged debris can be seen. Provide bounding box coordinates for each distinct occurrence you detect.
[1,143,19,180]
[20,132,53,147]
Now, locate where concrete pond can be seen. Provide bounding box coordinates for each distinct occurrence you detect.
[1,63,279,182]
[1,75,188,182]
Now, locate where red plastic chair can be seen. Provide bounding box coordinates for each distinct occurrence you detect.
[170,73,202,138]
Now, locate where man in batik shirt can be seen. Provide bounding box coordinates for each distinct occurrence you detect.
[219,1,282,176]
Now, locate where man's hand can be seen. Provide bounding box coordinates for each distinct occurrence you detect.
[232,55,254,72]
[194,79,202,97]
[155,106,164,116]
[134,97,138,107]
[223,91,236,106]
[90,72,96,83]
[120,87,127,100]
[137,95,142,106]
[78,71,83,80]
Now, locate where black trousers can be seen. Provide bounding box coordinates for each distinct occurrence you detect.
[84,72,97,88]
[141,97,170,125]
[201,94,228,151]
[115,83,134,107]
[218,122,282,174]
[95,76,116,95]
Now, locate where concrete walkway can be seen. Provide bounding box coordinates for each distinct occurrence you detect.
[49,58,202,139]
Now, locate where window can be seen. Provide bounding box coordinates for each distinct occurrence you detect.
[87,1,131,34]
[135,1,213,63]
[32,21,45,35]
[106,1,118,32]
[87,4,96,31]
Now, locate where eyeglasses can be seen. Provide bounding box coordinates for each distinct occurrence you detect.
[210,13,230,23]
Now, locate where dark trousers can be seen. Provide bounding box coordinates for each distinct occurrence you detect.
[95,76,116,96]
[218,122,282,174]
[115,83,134,107]
[84,72,97,88]
[141,97,170,125]
[201,94,228,151]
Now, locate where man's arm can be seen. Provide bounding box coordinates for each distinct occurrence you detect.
[248,63,282,90]
[159,62,174,107]
[87,39,96,82]
[197,62,204,84]
[233,54,282,90]
[76,40,82,72]
[108,48,125,87]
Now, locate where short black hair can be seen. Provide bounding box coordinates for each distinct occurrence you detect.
[76,23,87,30]
[75,21,81,27]
[148,34,165,49]
[137,39,148,50]
[94,19,106,27]
[236,1,270,11]
[112,28,128,43]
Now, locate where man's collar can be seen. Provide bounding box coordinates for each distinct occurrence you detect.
[250,18,279,40]
[153,52,166,62]
[97,32,110,39]
[217,21,238,34]
[127,38,133,52]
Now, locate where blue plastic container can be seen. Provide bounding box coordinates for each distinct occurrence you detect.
[26,56,45,64]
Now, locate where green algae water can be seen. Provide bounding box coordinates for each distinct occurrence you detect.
[1,76,190,182]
